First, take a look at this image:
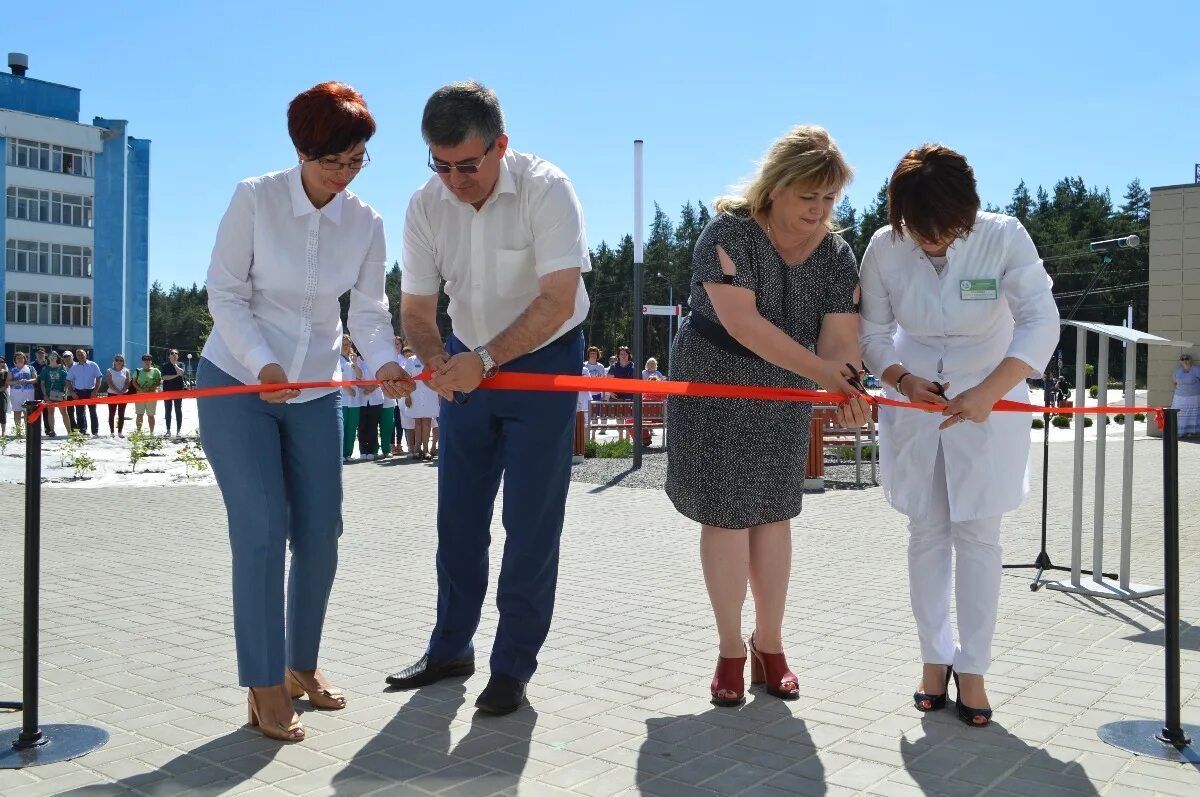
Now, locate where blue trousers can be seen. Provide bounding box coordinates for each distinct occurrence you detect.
[196,359,342,687]
[429,331,583,681]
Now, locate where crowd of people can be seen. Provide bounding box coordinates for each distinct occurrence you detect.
[337,334,440,462]
[0,347,186,439]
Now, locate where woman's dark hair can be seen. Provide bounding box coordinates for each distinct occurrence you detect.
[288,82,376,160]
[888,144,980,244]
[421,81,505,148]
[587,346,601,357]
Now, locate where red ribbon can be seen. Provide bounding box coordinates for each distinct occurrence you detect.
[24,372,1166,429]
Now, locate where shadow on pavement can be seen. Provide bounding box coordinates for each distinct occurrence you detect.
[637,693,825,795]
[900,713,1100,796]
[58,725,283,797]
[332,681,536,795]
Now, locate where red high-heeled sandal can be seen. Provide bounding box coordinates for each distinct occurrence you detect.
[749,632,798,700]
[710,649,747,707]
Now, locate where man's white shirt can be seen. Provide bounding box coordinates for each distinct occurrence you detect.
[401,149,591,351]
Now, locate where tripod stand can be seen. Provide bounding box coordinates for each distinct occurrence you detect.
[1002,375,1116,590]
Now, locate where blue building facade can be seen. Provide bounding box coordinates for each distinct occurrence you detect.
[1,54,150,366]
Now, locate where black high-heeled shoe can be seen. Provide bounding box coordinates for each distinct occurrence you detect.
[913,664,953,712]
[952,671,993,727]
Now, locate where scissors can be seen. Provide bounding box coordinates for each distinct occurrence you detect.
[843,364,868,395]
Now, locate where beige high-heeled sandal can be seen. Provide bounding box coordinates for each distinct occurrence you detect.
[286,669,347,710]
[247,688,304,742]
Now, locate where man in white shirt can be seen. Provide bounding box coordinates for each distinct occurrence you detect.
[387,81,590,715]
[67,348,104,435]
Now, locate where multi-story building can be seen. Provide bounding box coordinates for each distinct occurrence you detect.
[1147,181,1200,435]
[0,52,149,365]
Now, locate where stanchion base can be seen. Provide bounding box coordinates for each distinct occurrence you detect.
[1045,578,1165,601]
[0,724,109,768]
[1099,720,1200,762]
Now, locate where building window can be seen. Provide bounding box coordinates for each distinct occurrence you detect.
[5,239,93,277]
[5,291,92,327]
[5,187,93,228]
[6,138,93,177]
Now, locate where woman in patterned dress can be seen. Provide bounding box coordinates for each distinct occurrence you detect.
[665,125,870,706]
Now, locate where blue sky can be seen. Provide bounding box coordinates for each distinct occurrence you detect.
[6,0,1198,288]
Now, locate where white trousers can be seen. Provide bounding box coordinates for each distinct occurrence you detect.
[907,446,1003,675]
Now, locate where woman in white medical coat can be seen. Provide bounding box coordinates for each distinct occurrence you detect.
[859,145,1059,727]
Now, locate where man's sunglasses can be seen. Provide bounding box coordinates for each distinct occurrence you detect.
[427,144,493,175]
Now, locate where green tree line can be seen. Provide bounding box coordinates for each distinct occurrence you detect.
[151,175,1150,383]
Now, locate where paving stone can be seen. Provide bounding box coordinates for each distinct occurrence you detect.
[0,437,1195,795]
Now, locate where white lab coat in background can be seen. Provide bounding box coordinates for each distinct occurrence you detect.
[340,356,362,409]
[859,212,1060,522]
[405,354,440,419]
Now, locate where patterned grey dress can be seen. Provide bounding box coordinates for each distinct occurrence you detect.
[665,210,859,528]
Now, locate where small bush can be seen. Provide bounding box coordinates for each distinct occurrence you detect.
[60,430,88,469]
[1088,385,1099,399]
[1052,415,1072,428]
[173,445,208,479]
[584,439,598,459]
[835,445,877,459]
[128,430,153,472]
[1114,414,1125,424]
[595,438,634,459]
[1031,418,1045,429]
[1135,413,1146,422]
[1084,417,1094,428]
[67,453,96,480]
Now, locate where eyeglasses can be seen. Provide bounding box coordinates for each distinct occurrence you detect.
[427,144,492,174]
[309,152,370,172]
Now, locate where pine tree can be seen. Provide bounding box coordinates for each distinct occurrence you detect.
[1006,180,1033,221]
[833,197,860,255]
[853,180,890,263]
[1119,178,1150,225]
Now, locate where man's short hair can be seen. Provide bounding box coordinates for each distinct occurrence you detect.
[421,81,505,149]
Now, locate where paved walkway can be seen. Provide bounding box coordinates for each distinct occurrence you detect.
[1,437,1198,796]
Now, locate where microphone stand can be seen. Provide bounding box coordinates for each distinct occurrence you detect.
[1003,249,1119,589]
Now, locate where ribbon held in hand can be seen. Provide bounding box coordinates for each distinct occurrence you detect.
[24,372,1166,429]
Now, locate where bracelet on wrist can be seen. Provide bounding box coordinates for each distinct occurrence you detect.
[895,372,912,396]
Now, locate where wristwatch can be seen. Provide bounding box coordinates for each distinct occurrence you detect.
[474,346,499,379]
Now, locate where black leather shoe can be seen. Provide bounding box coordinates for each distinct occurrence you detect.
[474,673,527,715]
[385,653,475,689]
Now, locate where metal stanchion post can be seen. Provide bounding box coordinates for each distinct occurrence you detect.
[0,401,109,768]
[1097,408,1199,762]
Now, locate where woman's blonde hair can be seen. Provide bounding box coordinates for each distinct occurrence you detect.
[714,125,853,222]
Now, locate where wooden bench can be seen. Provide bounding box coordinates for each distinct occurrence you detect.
[587,400,667,441]
[807,404,879,490]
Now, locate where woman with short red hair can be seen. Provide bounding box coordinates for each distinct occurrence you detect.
[198,82,414,742]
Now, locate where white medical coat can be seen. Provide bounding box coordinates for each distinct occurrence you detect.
[859,213,1060,521]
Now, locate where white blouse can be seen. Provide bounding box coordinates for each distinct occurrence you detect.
[108,367,130,393]
[203,166,394,403]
